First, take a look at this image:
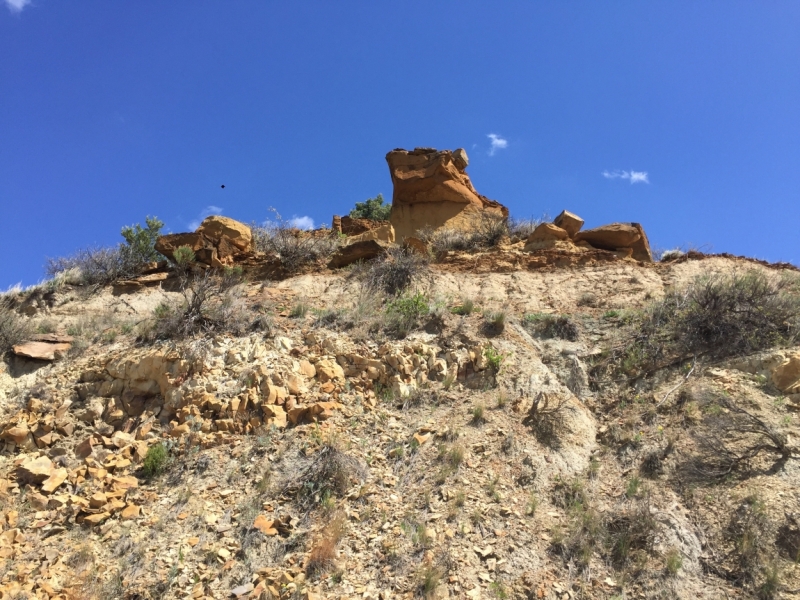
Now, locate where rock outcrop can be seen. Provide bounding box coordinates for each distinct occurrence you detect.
[575,222,653,262]
[385,147,508,240]
[521,211,654,262]
[155,216,253,268]
[12,334,74,361]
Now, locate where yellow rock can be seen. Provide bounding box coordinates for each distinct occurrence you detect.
[40,468,68,494]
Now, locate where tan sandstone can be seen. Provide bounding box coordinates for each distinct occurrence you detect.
[386,147,507,240]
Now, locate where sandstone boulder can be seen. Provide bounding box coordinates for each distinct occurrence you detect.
[572,222,654,262]
[154,232,211,261]
[12,340,72,361]
[386,147,508,240]
[196,215,252,252]
[553,210,584,238]
[327,240,388,269]
[344,222,395,245]
[155,216,253,268]
[574,223,641,250]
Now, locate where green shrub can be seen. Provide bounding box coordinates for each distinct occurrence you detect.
[385,292,430,337]
[142,443,169,477]
[349,193,391,221]
[483,346,506,372]
[172,245,195,267]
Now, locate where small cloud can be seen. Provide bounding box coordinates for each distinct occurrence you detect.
[188,205,223,230]
[5,0,32,13]
[487,133,508,156]
[289,215,315,230]
[602,170,650,184]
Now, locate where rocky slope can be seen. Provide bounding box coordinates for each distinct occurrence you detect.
[1,244,800,600]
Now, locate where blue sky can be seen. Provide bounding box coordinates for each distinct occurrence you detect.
[2,2,799,287]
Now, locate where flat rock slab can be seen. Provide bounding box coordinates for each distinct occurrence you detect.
[12,341,72,361]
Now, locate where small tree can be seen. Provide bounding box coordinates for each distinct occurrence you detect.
[349,194,391,221]
[120,215,165,264]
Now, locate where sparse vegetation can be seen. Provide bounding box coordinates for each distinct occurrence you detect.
[421,213,508,254]
[252,212,340,273]
[141,267,266,341]
[451,298,476,315]
[0,297,32,354]
[384,291,430,337]
[608,271,800,379]
[46,215,165,286]
[354,245,430,296]
[306,512,347,577]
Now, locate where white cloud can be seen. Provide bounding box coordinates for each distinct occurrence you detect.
[602,170,650,184]
[188,205,223,230]
[289,215,315,230]
[487,133,508,156]
[5,0,31,13]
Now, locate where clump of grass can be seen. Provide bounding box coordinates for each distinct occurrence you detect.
[526,492,538,516]
[291,443,367,508]
[451,298,476,315]
[664,547,683,575]
[523,313,579,341]
[484,310,506,333]
[418,564,444,599]
[142,443,169,478]
[441,443,465,470]
[577,292,598,307]
[625,476,641,498]
[471,403,486,425]
[290,300,309,318]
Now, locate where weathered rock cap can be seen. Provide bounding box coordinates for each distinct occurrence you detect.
[574,222,653,262]
[196,215,252,252]
[386,147,507,240]
[553,210,585,238]
[155,215,253,268]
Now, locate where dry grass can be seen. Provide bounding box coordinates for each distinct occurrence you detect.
[306,512,347,576]
[252,219,340,273]
[421,213,509,255]
[140,269,268,341]
[351,246,430,296]
[0,297,32,354]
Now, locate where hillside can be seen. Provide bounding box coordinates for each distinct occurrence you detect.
[1,242,799,600]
